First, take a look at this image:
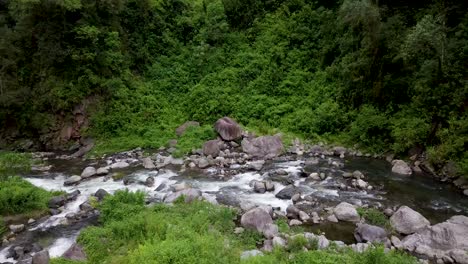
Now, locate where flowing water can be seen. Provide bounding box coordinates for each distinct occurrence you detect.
[1,154,468,262]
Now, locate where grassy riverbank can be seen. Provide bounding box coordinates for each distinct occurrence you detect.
[51,190,417,264]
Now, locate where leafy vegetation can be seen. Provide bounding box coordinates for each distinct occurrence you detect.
[0,176,56,215]
[0,0,467,171]
[71,190,417,263]
[357,208,390,230]
[0,151,32,179]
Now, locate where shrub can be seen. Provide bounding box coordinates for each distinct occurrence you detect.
[349,105,391,152]
[357,208,390,229]
[0,152,32,179]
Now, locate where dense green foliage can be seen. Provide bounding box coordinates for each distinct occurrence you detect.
[0,151,32,179]
[0,176,56,215]
[70,190,417,264]
[0,0,467,173]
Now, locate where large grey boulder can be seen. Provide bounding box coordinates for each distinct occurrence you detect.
[32,250,49,264]
[241,135,284,159]
[333,202,360,222]
[96,167,109,175]
[9,224,25,233]
[64,175,81,186]
[110,161,129,169]
[354,224,388,243]
[262,223,279,239]
[401,215,468,263]
[241,207,273,233]
[164,188,202,203]
[390,206,430,235]
[203,140,221,157]
[63,243,86,261]
[94,189,110,201]
[81,167,96,178]
[176,121,200,137]
[214,117,243,141]
[48,196,66,209]
[391,160,412,175]
[275,185,300,200]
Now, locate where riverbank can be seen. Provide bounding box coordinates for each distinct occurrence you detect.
[1,121,468,263]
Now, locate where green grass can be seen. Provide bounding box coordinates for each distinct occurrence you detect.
[0,176,58,216]
[71,190,417,264]
[0,151,32,179]
[357,208,391,230]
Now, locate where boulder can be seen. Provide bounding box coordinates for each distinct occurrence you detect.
[310,173,321,181]
[241,135,284,159]
[63,243,86,261]
[275,185,300,200]
[79,202,93,212]
[96,167,109,175]
[175,121,200,137]
[401,215,468,262]
[253,181,266,194]
[9,224,25,234]
[354,224,388,243]
[66,190,81,201]
[48,196,66,209]
[145,176,155,187]
[80,167,96,178]
[333,202,360,222]
[214,117,243,141]
[240,250,263,260]
[352,170,365,179]
[390,206,430,235]
[272,236,286,248]
[164,188,201,203]
[64,175,81,186]
[110,161,129,169]
[32,250,49,264]
[241,207,273,233]
[94,189,110,201]
[262,223,279,239]
[203,140,221,157]
[246,160,265,171]
[142,157,156,169]
[391,160,412,175]
[327,214,339,223]
[355,179,368,189]
[464,190,468,196]
[265,181,275,192]
[317,235,330,249]
[197,158,210,169]
[289,219,302,226]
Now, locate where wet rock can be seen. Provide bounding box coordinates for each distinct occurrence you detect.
[64,175,81,186]
[197,158,210,169]
[354,179,369,189]
[176,121,200,137]
[241,207,273,233]
[214,117,243,141]
[309,173,321,181]
[79,202,93,212]
[216,192,240,207]
[327,214,339,223]
[265,181,275,192]
[66,190,81,201]
[298,211,310,222]
[63,243,86,261]
[9,224,24,233]
[94,189,110,201]
[142,157,156,169]
[463,190,468,196]
[145,176,155,187]
[391,160,412,175]
[401,215,468,262]
[164,188,202,203]
[48,196,66,209]
[96,167,109,175]
[289,219,302,226]
[246,160,265,171]
[352,170,365,179]
[342,172,353,178]
[172,182,191,192]
[272,236,286,248]
[311,212,320,224]
[32,250,49,264]
[390,206,430,235]
[262,223,279,239]
[333,202,360,222]
[384,208,394,217]
[203,140,221,157]
[81,167,96,178]
[354,224,388,243]
[286,205,301,219]
[155,183,166,191]
[28,218,35,224]
[275,185,300,200]
[240,249,263,260]
[241,135,284,159]
[49,209,61,215]
[110,161,129,169]
[253,181,266,194]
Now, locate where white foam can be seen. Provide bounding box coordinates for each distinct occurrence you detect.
[48,236,77,257]
[0,247,14,263]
